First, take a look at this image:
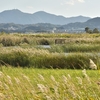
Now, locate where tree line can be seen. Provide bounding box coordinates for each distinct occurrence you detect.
[85,27,99,33]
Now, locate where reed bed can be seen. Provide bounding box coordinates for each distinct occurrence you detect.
[0,33,100,68]
[50,44,100,53]
[1,33,100,46]
[0,33,100,99]
[0,47,99,69]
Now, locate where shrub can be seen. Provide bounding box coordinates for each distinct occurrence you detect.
[1,38,15,46]
[22,37,29,44]
[1,37,21,46]
[38,39,50,45]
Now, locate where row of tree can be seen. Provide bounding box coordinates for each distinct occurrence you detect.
[85,27,99,33]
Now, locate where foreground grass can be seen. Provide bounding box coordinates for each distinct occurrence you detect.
[0,67,100,100]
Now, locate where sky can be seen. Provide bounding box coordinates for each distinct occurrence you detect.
[0,0,99,18]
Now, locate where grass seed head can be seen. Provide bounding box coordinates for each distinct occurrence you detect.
[37,84,48,93]
[14,77,21,84]
[89,59,97,70]
[0,71,4,78]
[76,77,82,85]
[38,74,45,81]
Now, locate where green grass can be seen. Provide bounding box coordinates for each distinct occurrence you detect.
[0,67,100,100]
[49,44,100,52]
[0,47,100,69]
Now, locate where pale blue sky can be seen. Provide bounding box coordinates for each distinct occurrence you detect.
[0,0,99,18]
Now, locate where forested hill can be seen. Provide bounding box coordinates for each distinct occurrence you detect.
[63,17,100,31]
[0,9,90,25]
[0,10,100,33]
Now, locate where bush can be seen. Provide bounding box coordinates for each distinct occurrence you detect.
[22,37,29,44]
[1,38,15,46]
[1,37,21,46]
[38,39,50,45]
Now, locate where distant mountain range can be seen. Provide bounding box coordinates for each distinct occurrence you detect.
[0,9,90,25]
[0,9,100,33]
[1,17,100,33]
[63,17,100,31]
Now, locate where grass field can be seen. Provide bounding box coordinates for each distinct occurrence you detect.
[0,67,100,100]
[0,33,100,99]
[0,33,100,69]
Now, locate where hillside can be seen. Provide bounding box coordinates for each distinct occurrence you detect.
[0,13,100,33]
[0,9,90,25]
[62,17,100,32]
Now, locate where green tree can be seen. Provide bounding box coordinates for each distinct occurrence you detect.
[85,27,89,33]
[93,28,99,33]
[88,30,93,34]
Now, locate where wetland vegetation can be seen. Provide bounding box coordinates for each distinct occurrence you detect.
[0,32,100,99]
